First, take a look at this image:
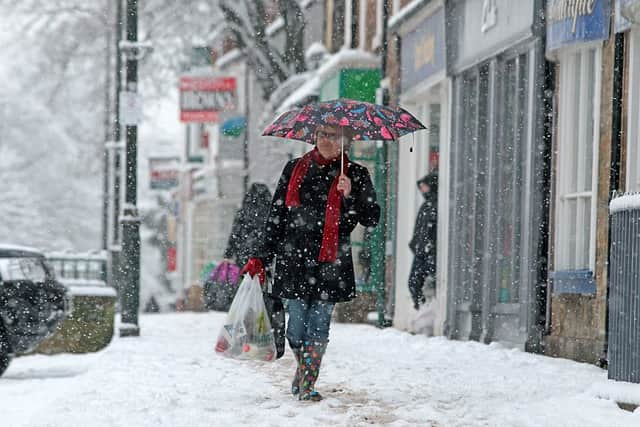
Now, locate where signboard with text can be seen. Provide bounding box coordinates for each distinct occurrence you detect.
[119,91,143,125]
[179,76,237,123]
[401,7,446,93]
[546,0,611,52]
[149,156,180,190]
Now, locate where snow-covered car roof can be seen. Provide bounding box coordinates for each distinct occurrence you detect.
[0,243,45,258]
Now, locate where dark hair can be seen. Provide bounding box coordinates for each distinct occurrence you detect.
[417,173,438,192]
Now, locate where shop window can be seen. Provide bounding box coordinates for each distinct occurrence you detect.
[555,47,600,271]
[451,64,490,304]
[492,53,529,304]
[627,31,640,192]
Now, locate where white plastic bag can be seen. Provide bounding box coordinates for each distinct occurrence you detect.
[214,274,276,361]
[412,297,438,336]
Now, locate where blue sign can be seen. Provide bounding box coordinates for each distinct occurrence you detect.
[221,116,246,137]
[546,0,611,52]
[401,7,446,93]
[615,0,633,33]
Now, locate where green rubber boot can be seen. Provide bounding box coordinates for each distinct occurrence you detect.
[291,347,303,395]
[299,341,327,402]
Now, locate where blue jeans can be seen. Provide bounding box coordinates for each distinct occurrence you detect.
[286,298,335,349]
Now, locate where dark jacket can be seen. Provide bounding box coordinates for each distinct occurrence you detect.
[258,157,380,303]
[409,173,438,261]
[224,183,273,268]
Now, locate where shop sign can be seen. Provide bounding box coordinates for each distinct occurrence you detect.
[546,0,611,52]
[401,7,446,93]
[481,0,498,33]
[615,0,633,32]
[149,156,180,190]
[166,246,177,272]
[179,76,236,123]
[451,0,534,72]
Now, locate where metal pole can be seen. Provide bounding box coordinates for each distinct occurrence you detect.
[376,0,391,328]
[102,0,113,252]
[119,0,141,337]
[243,63,250,193]
[110,0,124,294]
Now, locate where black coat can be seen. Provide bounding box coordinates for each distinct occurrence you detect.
[224,183,273,268]
[409,176,438,264]
[258,157,380,303]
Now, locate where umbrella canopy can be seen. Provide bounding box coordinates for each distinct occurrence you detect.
[262,98,425,144]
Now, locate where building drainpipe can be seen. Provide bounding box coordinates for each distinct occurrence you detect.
[381,0,390,89]
[602,32,626,368]
[537,0,554,348]
[540,62,554,341]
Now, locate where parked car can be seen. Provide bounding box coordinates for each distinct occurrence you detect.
[0,244,70,376]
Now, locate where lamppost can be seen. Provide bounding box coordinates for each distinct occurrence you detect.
[118,0,152,337]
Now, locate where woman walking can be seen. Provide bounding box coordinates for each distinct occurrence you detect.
[242,125,380,401]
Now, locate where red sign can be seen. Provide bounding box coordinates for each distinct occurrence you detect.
[167,246,177,272]
[179,76,237,123]
[149,157,180,190]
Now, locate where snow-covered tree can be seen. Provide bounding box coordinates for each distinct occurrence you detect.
[218,0,308,99]
[0,1,220,249]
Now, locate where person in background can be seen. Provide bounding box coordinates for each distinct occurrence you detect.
[242,125,380,401]
[408,173,438,310]
[224,183,273,268]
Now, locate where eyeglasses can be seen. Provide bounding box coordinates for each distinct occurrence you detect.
[317,130,339,141]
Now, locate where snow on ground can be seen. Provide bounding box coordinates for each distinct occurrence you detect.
[1,312,639,427]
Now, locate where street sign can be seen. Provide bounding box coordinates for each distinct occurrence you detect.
[119,91,143,125]
[149,156,180,190]
[179,76,237,123]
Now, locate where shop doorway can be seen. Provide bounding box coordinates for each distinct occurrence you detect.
[393,82,447,332]
[449,45,544,347]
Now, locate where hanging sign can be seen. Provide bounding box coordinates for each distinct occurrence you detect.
[179,76,237,123]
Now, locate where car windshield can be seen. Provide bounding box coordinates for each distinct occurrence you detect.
[0,257,48,282]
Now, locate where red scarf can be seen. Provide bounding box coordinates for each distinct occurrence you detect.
[285,147,350,262]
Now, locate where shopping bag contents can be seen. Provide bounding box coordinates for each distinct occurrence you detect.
[215,274,276,361]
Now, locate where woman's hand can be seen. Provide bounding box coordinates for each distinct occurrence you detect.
[240,257,265,284]
[337,175,352,197]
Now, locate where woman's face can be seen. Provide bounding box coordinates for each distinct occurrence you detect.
[316,126,342,160]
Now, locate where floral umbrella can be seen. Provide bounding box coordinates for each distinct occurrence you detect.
[262,98,426,144]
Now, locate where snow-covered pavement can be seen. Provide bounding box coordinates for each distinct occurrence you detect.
[1,312,639,427]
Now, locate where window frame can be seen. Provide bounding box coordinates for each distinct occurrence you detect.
[345,0,353,48]
[626,30,640,192]
[554,46,601,272]
[372,0,384,49]
[359,0,367,50]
